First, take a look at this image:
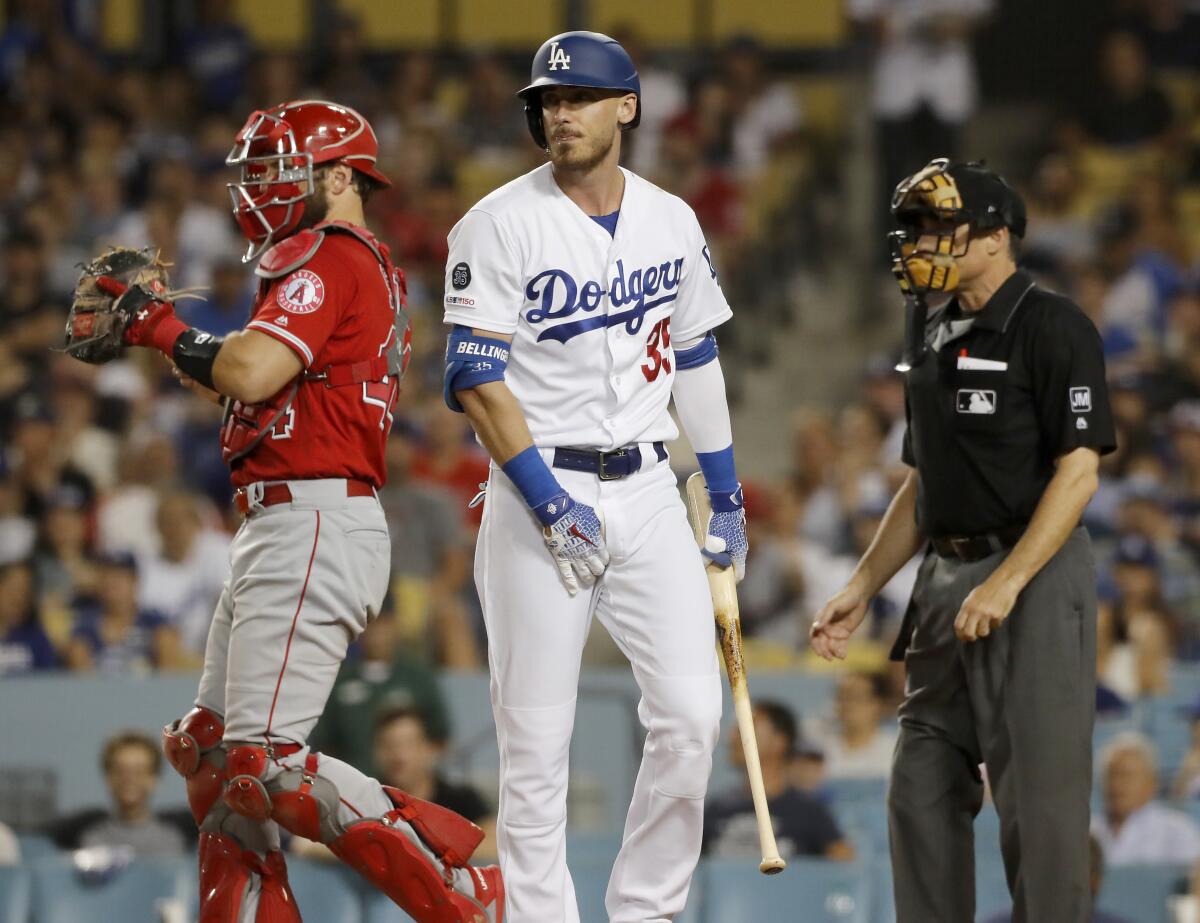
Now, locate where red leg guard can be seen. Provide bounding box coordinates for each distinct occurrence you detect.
[163,707,226,825]
[224,744,273,822]
[382,786,484,867]
[329,821,504,923]
[197,832,302,923]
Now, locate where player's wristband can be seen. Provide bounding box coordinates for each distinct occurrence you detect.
[697,445,743,512]
[501,445,568,526]
[172,329,224,391]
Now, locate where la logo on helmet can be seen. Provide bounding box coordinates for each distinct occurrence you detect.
[548,42,571,71]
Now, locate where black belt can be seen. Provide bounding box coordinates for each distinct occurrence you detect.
[552,442,668,480]
[930,524,1026,562]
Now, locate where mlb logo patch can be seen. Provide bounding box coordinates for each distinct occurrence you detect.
[1070,387,1092,412]
[957,389,997,415]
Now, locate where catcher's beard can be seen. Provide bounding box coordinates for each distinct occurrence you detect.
[292,172,332,234]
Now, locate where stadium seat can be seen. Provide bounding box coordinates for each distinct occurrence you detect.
[699,857,871,923]
[1097,863,1188,923]
[0,866,30,923]
[286,857,363,923]
[30,855,191,923]
[16,833,56,863]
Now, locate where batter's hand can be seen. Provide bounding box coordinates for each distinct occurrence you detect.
[542,495,609,596]
[810,582,871,661]
[702,509,748,581]
[954,574,1020,643]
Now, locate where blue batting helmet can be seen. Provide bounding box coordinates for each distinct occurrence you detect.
[516,31,641,150]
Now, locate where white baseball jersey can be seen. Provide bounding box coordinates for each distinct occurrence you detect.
[443,163,732,450]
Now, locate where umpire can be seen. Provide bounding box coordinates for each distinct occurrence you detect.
[811,159,1116,923]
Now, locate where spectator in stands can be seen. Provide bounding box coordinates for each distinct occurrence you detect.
[609,25,687,178]
[97,435,182,559]
[704,700,854,860]
[313,13,381,119]
[1167,400,1200,552]
[135,489,229,659]
[1171,694,1200,800]
[179,0,252,110]
[1121,0,1200,70]
[0,558,56,674]
[46,730,192,855]
[1096,203,1161,363]
[1074,31,1175,149]
[1093,732,1200,865]
[0,230,64,371]
[1022,151,1096,273]
[7,393,94,525]
[738,482,810,644]
[457,52,527,156]
[847,0,993,246]
[0,465,34,566]
[32,483,96,644]
[377,430,480,666]
[311,602,451,776]
[813,671,898,780]
[720,35,804,178]
[981,834,1134,923]
[65,551,184,673]
[790,737,830,800]
[1098,534,1177,699]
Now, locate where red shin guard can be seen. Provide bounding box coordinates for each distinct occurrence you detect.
[197,832,301,923]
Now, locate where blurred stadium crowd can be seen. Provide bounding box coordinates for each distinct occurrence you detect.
[0,0,1199,917]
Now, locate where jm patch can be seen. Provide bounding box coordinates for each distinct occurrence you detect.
[957,389,997,415]
[1070,387,1092,412]
[451,262,472,290]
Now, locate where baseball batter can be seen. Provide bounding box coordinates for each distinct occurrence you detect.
[85,101,504,922]
[443,33,748,923]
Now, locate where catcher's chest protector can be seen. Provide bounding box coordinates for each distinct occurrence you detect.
[220,223,410,465]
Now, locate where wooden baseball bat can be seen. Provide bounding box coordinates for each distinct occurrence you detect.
[685,472,786,875]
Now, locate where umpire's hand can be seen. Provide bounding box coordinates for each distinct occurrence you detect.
[954,574,1020,642]
[810,581,871,661]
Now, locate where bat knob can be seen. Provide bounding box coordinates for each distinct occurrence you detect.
[759,857,786,875]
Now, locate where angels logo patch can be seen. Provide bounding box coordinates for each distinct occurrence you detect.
[277,270,325,314]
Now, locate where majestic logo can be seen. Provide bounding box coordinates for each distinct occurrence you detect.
[956,389,996,414]
[1070,387,1092,412]
[524,257,685,344]
[277,270,324,314]
[452,262,472,290]
[547,41,571,71]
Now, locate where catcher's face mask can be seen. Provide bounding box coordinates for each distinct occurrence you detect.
[889,158,967,295]
[226,109,314,261]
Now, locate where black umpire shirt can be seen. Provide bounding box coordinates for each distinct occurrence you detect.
[902,269,1117,538]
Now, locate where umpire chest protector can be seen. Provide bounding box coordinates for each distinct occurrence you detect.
[220,222,412,464]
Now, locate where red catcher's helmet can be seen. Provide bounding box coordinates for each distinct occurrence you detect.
[226,99,391,260]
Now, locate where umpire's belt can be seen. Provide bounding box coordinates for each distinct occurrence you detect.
[235,478,376,516]
[930,523,1026,562]
[552,442,668,481]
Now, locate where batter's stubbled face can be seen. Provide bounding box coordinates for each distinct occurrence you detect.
[541,86,636,171]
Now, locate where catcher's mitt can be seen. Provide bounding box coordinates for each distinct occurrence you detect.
[64,247,171,364]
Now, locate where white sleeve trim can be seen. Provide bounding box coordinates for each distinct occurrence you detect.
[672,355,733,454]
[247,320,314,366]
[673,305,732,344]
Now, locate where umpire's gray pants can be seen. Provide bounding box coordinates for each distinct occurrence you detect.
[889,527,1097,923]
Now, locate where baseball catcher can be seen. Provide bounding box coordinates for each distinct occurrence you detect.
[63,101,504,923]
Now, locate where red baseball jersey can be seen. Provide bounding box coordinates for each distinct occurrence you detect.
[224,226,401,488]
